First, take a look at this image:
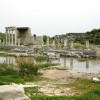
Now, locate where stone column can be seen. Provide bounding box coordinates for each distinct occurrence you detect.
[6,30,8,45]
[86,40,89,49]
[15,30,17,45]
[64,57,66,68]
[70,41,74,49]
[58,41,60,47]
[8,30,11,45]
[64,39,67,47]
[47,37,49,47]
[52,40,55,47]
[42,36,44,46]
[12,30,13,45]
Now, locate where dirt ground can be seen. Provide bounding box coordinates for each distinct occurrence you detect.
[24,68,100,96]
[42,68,100,80]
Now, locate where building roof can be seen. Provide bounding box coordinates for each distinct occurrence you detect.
[17,27,29,30]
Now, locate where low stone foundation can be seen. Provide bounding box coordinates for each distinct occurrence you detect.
[0,85,30,100]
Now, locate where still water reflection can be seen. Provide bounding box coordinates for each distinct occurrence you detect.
[0,56,100,73]
[51,57,100,73]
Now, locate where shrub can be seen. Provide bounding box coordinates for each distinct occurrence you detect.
[19,62,58,77]
[0,63,17,75]
[36,56,47,62]
[19,62,39,77]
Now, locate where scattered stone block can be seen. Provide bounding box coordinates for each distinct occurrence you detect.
[0,85,30,100]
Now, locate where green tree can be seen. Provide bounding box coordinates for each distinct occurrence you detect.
[33,34,36,40]
[43,35,47,43]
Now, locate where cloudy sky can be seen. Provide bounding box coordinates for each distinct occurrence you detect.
[0,0,100,36]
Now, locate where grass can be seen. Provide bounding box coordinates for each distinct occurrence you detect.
[24,78,100,100]
[27,89,100,100]
[58,78,100,92]
[36,56,47,62]
[34,63,58,69]
[31,89,99,100]
[25,87,44,96]
[0,74,25,85]
[0,62,57,85]
[0,53,8,57]
[0,62,100,100]
[25,79,100,100]
[0,74,46,85]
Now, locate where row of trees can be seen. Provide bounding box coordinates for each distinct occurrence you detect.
[0,32,5,40]
[74,29,100,45]
[85,29,100,45]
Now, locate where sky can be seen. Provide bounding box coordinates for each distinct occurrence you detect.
[0,0,100,36]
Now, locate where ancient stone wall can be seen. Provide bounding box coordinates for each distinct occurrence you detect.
[5,26,43,46]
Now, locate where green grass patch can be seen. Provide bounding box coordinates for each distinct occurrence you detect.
[0,53,7,57]
[0,75,25,85]
[34,63,58,69]
[0,74,46,85]
[25,87,44,96]
[24,78,100,100]
[28,89,100,100]
[36,56,47,62]
[0,62,55,85]
[58,79,100,91]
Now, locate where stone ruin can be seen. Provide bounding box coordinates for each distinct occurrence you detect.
[5,26,43,46]
[0,85,30,100]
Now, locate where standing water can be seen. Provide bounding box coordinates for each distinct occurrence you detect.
[0,56,100,73]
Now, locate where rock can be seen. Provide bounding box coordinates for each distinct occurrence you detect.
[0,85,30,100]
[93,77,100,83]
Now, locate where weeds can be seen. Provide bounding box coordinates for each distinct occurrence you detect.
[36,56,47,62]
[0,62,57,84]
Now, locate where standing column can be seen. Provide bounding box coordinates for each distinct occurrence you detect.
[15,30,17,45]
[70,41,74,49]
[64,39,67,47]
[42,36,44,46]
[52,40,55,47]
[47,37,49,47]
[86,40,89,49]
[12,30,13,45]
[64,57,66,68]
[58,41,60,47]
[6,30,8,45]
[8,30,11,45]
